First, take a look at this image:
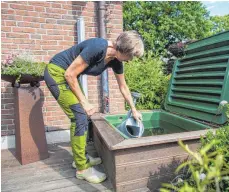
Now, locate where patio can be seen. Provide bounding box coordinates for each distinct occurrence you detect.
[1,142,114,192]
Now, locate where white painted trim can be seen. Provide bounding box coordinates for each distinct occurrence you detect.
[1,135,15,150]
[1,130,70,150]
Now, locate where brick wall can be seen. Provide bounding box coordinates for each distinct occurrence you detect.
[1,1,125,136]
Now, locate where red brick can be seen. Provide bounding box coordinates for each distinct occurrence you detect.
[17,10,39,17]
[62,4,73,10]
[28,2,49,6]
[1,2,9,8]
[19,44,38,50]
[40,12,62,19]
[35,6,45,12]
[1,130,14,136]
[1,114,15,119]
[51,3,62,8]
[31,34,41,39]
[33,50,47,55]
[1,109,14,115]
[2,98,15,104]
[46,30,66,35]
[10,4,34,11]
[1,44,18,49]
[43,101,58,107]
[1,14,15,20]
[41,24,61,29]
[1,9,15,14]
[4,20,16,26]
[64,36,74,41]
[42,35,63,40]
[42,45,64,50]
[12,27,36,33]
[36,29,46,34]
[36,40,57,45]
[72,1,87,6]
[45,19,57,24]
[68,31,75,36]
[17,21,40,28]
[1,26,11,32]
[13,39,34,44]
[1,119,14,125]
[23,16,46,23]
[8,125,15,130]
[58,41,74,46]
[46,8,67,14]
[62,25,75,31]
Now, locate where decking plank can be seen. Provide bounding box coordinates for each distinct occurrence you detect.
[1,142,113,192]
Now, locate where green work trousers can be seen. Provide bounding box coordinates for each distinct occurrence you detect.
[44,63,90,170]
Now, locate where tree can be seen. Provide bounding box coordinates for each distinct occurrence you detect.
[123,1,213,54]
[210,15,229,34]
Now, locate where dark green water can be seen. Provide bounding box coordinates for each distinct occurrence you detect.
[114,120,188,137]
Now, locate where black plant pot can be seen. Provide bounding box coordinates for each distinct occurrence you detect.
[1,74,44,88]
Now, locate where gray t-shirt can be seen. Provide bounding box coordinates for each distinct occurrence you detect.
[50,38,123,76]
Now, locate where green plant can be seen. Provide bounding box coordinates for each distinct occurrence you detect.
[1,52,46,80]
[199,125,229,191]
[160,139,229,192]
[124,54,170,110]
[160,104,229,192]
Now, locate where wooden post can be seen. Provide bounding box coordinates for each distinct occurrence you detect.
[14,86,49,165]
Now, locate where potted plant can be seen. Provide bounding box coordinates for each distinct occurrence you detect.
[1,51,46,88]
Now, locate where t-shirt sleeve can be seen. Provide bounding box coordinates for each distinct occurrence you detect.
[80,43,105,66]
[111,60,124,74]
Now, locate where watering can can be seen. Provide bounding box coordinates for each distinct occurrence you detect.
[117,92,144,138]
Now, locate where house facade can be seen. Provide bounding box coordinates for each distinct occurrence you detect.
[1,1,125,138]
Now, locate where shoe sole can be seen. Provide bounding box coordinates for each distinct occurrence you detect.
[76,175,107,184]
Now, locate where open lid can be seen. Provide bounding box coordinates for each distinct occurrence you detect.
[164,31,229,125]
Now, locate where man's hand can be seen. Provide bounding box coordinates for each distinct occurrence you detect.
[132,109,142,122]
[80,100,96,117]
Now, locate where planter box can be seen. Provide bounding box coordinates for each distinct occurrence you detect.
[91,112,213,192]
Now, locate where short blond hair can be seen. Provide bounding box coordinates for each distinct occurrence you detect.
[115,30,144,58]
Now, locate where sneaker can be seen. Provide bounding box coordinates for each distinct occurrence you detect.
[76,167,107,184]
[72,155,102,169]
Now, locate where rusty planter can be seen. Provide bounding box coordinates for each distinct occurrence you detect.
[14,86,49,165]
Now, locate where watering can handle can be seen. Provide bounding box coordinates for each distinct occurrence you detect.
[126,92,141,119]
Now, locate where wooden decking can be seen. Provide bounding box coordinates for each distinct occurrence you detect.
[1,142,113,192]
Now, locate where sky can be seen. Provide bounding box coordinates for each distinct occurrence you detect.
[201,1,229,16]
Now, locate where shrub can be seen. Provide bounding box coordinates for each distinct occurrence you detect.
[124,54,170,110]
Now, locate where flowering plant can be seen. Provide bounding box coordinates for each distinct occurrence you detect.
[1,51,46,77]
[1,51,46,87]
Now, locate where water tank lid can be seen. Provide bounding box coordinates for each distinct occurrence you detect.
[164,31,229,125]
